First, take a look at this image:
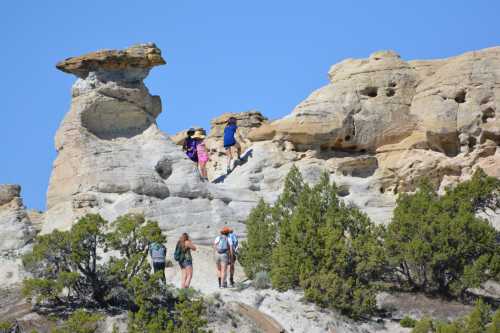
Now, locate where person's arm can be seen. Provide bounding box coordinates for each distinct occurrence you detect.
[187,240,197,251]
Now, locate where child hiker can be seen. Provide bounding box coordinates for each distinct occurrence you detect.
[192,130,209,181]
[223,117,242,174]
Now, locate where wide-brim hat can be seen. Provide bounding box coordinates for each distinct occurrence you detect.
[191,130,206,139]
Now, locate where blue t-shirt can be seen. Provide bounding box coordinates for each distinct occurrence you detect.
[223,124,237,147]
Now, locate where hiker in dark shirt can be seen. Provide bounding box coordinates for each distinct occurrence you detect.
[183,128,198,163]
[174,233,197,288]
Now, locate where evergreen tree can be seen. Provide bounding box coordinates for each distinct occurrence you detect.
[385,170,500,296]
[238,199,276,279]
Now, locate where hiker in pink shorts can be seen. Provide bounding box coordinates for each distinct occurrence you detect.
[192,130,209,181]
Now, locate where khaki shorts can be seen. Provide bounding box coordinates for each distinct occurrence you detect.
[215,252,229,265]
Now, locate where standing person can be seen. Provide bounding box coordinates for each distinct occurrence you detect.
[192,130,209,181]
[223,117,242,174]
[183,128,198,163]
[214,227,232,288]
[174,233,197,288]
[227,228,239,287]
[149,241,167,283]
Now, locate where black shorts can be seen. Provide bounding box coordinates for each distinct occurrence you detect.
[153,261,165,272]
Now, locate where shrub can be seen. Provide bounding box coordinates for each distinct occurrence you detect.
[385,170,500,297]
[411,300,496,333]
[242,167,386,318]
[400,316,417,328]
[412,317,433,333]
[22,213,210,332]
[487,309,500,333]
[53,309,103,333]
[23,214,109,305]
[276,173,386,318]
[253,271,271,289]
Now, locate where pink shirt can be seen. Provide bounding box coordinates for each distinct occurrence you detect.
[197,142,209,162]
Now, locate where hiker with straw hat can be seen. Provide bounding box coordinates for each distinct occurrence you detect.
[192,129,209,182]
[213,226,233,288]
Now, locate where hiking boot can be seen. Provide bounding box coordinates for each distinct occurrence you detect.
[226,167,231,174]
[218,277,221,288]
[230,277,235,287]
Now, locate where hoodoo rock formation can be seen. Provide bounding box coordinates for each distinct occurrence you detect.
[44,43,256,241]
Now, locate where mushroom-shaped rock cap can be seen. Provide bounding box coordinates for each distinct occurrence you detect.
[56,43,166,78]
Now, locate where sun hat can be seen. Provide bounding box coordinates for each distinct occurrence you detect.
[191,130,206,139]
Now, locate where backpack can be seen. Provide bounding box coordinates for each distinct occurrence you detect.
[150,243,166,263]
[174,242,185,262]
[185,138,198,162]
[228,232,239,252]
[216,235,229,254]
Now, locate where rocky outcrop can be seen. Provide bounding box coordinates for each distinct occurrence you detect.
[0,185,35,287]
[247,48,500,197]
[0,185,34,255]
[43,44,257,242]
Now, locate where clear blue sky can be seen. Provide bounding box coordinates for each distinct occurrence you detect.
[1,0,499,211]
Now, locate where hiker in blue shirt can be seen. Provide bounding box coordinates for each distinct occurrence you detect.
[223,117,242,174]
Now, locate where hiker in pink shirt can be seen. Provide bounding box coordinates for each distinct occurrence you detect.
[192,130,209,181]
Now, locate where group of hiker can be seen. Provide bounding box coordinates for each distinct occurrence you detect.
[149,226,239,289]
[182,116,243,181]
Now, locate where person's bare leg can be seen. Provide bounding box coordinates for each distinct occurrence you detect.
[180,268,186,288]
[226,148,233,172]
[235,143,241,160]
[185,266,193,288]
[221,262,227,287]
[230,259,235,285]
[216,261,222,287]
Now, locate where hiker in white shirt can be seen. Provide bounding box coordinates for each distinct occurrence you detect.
[213,226,233,288]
